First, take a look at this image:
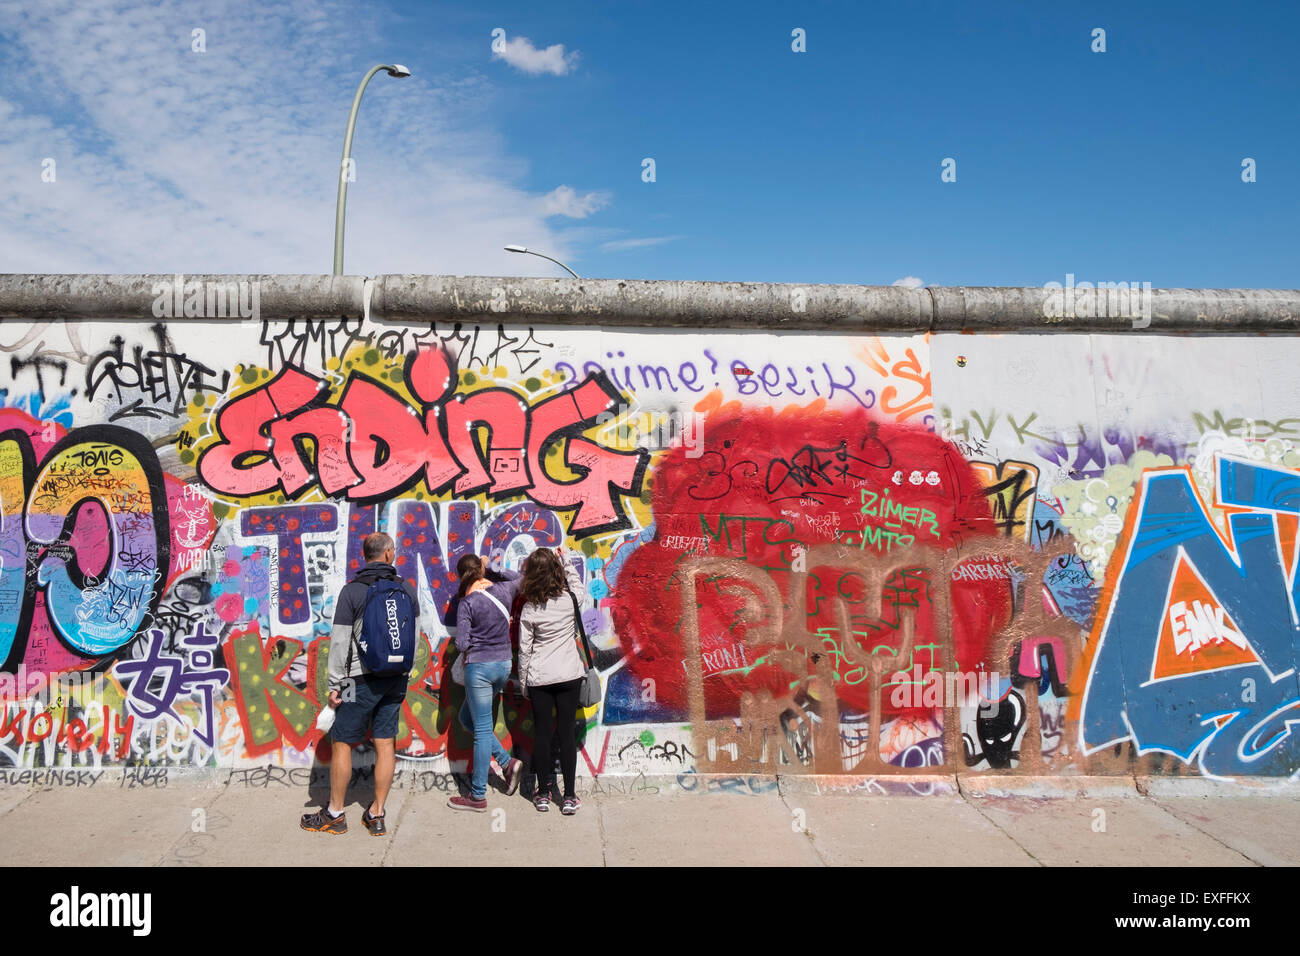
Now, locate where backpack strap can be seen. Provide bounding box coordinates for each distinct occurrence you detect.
[344,578,365,679]
[344,618,356,681]
[343,569,402,679]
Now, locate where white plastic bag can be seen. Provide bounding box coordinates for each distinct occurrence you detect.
[314,705,337,734]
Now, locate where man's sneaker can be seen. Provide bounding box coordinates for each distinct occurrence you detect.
[448,795,488,812]
[561,795,581,816]
[300,808,347,834]
[502,758,524,796]
[362,807,387,836]
[532,789,551,812]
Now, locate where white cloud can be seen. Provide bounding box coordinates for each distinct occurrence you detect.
[541,185,610,219]
[892,276,925,288]
[492,35,579,76]
[600,235,684,252]
[0,0,583,277]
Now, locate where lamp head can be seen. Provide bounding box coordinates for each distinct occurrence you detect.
[386,64,411,77]
[504,245,527,254]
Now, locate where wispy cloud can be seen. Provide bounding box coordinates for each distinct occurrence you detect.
[600,235,684,252]
[492,34,579,76]
[891,276,925,288]
[0,0,583,276]
[541,185,609,219]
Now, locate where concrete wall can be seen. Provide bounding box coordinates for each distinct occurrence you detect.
[3,294,1299,781]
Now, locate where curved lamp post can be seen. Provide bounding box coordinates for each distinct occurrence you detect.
[504,244,580,278]
[333,63,411,275]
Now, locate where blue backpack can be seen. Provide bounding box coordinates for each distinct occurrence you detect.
[351,574,417,676]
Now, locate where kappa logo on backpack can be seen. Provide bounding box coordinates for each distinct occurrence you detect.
[355,575,417,675]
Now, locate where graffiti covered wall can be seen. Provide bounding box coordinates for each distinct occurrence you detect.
[3,311,1299,781]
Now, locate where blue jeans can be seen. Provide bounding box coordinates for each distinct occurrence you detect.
[459,660,513,799]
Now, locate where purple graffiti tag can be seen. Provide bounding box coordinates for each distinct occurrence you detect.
[240,505,338,628]
[114,623,231,747]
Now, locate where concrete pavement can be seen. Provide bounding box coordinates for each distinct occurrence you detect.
[1,766,1295,866]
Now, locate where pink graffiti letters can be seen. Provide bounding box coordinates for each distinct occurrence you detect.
[197,347,648,536]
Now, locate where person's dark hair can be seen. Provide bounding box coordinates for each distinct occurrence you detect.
[457,554,484,599]
[363,532,394,562]
[520,548,566,607]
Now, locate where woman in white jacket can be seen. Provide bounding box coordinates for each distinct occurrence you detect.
[517,546,588,814]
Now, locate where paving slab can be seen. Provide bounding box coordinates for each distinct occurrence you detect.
[387,788,604,866]
[4,772,1298,866]
[597,791,821,866]
[0,786,32,817]
[963,795,1257,867]
[794,793,1037,866]
[181,777,407,866]
[2,784,209,866]
[1144,797,1300,866]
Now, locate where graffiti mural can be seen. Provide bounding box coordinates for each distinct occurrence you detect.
[1076,455,1300,776]
[2,312,1297,781]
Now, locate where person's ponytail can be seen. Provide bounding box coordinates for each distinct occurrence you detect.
[457,554,484,599]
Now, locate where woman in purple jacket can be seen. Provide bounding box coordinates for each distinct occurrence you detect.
[447,553,525,811]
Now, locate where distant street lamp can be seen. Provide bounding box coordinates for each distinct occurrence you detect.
[333,63,411,275]
[505,244,580,278]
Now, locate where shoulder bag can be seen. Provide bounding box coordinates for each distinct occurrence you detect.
[567,589,602,708]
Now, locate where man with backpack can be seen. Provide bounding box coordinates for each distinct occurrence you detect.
[301,532,421,837]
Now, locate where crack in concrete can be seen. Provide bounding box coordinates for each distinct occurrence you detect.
[0,787,35,821]
[151,777,233,866]
[776,776,829,867]
[593,791,609,867]
[1140,796,1262,867]
[955,775,1045,867]
[380,790,413,866]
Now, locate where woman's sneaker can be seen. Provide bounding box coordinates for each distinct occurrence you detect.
[448,795,488,812]
[532,788,551,812]
[561,795,581,815]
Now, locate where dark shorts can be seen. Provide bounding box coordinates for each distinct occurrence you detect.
[332,673,408,744]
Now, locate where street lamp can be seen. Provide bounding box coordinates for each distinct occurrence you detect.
[505,244,580,278]
[333,63,411,275]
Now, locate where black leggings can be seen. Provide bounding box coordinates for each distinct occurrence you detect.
[529,678,583,798]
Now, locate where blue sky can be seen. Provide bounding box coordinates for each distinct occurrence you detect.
[1,0,1296,287]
